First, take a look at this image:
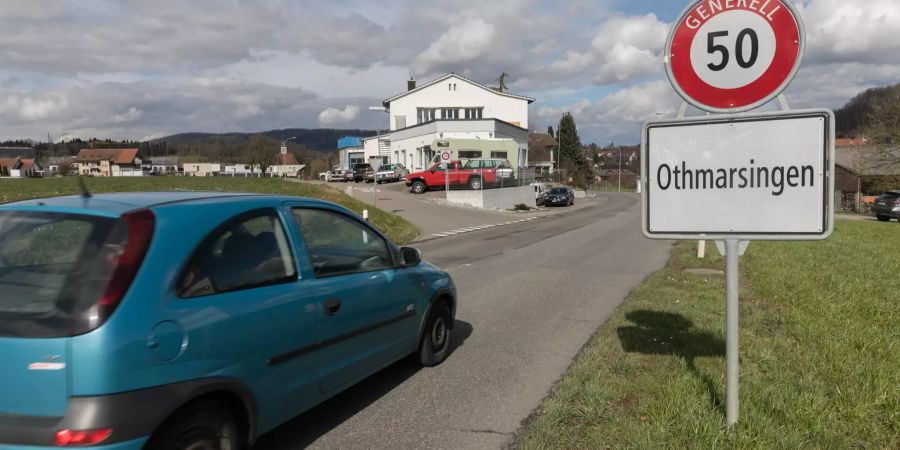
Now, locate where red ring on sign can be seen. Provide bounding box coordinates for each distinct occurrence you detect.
[441,152,450,160]
[669,0,800,110]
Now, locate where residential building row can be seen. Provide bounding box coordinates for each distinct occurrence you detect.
[0,147,305,178]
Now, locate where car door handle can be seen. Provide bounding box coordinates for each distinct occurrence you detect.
[323,298,342,316]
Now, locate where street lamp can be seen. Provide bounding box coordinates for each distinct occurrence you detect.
[281,136,296,178]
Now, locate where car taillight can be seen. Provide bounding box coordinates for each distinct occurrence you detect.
[96,209,155,322]
[887,198,900,205]
[55,428,113,446]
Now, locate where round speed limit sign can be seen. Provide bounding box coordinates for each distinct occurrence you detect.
[665,0,805,113]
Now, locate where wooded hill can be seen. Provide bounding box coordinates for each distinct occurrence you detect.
[835,82,900,140]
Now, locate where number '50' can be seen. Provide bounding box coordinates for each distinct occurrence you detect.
[707,29,759,71]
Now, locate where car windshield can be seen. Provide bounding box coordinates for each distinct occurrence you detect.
[0,211,126,338]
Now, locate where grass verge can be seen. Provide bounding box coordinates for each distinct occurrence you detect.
[519,219,899,449]
[0,177,419,244]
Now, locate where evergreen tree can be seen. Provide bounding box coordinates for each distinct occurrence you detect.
[557,113,593,187]
[547,125,554,138]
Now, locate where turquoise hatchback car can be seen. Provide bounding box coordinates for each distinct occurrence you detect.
[0,192,456,449]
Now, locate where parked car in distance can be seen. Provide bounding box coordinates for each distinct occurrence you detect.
[326,168,348,182]
[0,192,456,449]
[405,160,499,194]
[376,164,409,183]
[364,167,376,183]
[351,163,372,182]
[872,190,900,222]
[540,187,574,207]
[461,158,514,179]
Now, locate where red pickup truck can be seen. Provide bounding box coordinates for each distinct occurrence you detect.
[405,160,498,194]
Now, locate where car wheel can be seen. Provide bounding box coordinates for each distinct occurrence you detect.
[411,180,427,194]
[877,214,890,222]
[146,400,243,450]
[418,302,453,367]
[468,177,482,190]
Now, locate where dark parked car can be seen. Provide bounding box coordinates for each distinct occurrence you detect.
[539,187,575,207]
[351,163,372,182]
[0,192,456,449]
[871,190,900,222]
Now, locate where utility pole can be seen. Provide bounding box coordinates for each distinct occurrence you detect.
[618,146,622,192]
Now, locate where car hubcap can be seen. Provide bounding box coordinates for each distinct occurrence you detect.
[431,318,447,351]
[176,428,232,450]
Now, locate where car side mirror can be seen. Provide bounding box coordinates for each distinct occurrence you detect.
[401,247,422,266]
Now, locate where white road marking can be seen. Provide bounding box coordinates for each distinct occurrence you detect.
[426,216,545,240]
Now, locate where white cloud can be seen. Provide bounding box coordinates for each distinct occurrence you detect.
[112,107,142,123]
[412,19,496,76]
[798,0,900,65]
[0,93,69,120]
[549,14,669,85]
[318,105,362,126]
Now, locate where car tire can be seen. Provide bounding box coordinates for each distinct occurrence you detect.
[877,215,890,222]
[145,400,244,450]
[411,180,427,194]
[417,302,453,367]
[468,177,482,190]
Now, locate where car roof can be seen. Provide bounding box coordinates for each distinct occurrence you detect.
[0,192,334,217]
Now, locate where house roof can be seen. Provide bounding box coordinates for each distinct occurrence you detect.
[18,159,39,171]
[835,145,900,176]
[76,148,139,164]
[383,73,536,107]
[272,153,299,165]
[528,133,557,162]
[0,157,20,170]
[835,137,869,147]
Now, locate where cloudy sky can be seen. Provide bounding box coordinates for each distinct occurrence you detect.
[0,0,898,144]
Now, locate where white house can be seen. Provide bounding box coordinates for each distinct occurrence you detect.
[220,164,261,176]
[362,135,391,167]
[381,73,534,171]
[183,163,222,177]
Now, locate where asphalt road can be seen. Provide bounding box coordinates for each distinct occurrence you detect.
[256,193,671,449]
[317,180,582,239]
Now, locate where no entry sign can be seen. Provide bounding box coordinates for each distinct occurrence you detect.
[665,0,805,113]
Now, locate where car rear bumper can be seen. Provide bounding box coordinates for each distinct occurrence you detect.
[0,436,147,449]
[0,378,255,448]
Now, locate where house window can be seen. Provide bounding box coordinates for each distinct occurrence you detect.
[458,150,482,159]
[464,108,483,119]
[490,151,508,159]
[417,108,437,124]
[442,108,459,120]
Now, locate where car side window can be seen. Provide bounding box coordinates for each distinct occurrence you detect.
[178,209,297,298]
[291,208,393,277]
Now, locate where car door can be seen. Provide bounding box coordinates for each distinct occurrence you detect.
[170,208,321,428]
[286,206,419,393]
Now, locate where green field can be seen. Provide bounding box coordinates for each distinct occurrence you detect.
[0,177,419,244]
[520,220,899,449]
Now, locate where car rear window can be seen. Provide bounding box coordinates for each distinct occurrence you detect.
[0,211,126,338]
[549,188,568,194]
[881,192,900,199]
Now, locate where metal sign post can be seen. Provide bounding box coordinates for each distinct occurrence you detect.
[643,0,834,427]
[724,239,740,425]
